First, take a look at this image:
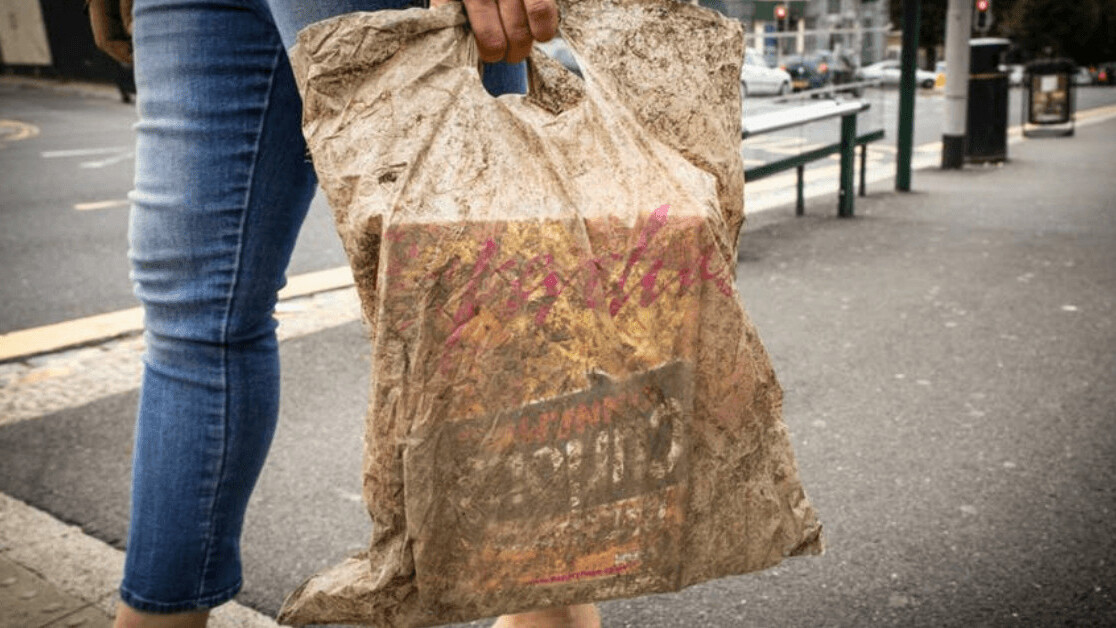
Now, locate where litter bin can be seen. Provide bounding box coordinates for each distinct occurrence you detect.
[965,38,1010,163]
[1023,58,1076,137]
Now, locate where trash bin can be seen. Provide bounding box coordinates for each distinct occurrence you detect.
[966,38,1011,163]
[1023,58,1076,137]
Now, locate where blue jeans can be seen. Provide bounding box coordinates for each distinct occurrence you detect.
[123,0,525,613]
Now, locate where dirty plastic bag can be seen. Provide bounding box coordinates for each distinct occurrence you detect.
[279,0,822,625]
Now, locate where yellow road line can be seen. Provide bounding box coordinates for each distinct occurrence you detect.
[0,308,144,363]
[276,265,353,300]
[1074,102,1116,122]
[0,265,354,362]
[0,119,40,143]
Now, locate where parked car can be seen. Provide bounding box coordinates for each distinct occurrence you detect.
[813,50,859,85]
[781,54,827,91]
[740,48,792,97]
[856,60,938,89]
[781,50,859,92]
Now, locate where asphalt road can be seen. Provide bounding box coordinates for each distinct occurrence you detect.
[1,90,1113,625]
[0,81,347,334]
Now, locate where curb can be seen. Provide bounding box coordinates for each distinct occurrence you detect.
[0,494,278,628]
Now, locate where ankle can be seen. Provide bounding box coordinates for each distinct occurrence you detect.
[493,603,601,628]
[113,602,209,628]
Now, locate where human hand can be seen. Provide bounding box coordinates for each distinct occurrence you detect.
[431,0,558,64]
[88,0,133,65]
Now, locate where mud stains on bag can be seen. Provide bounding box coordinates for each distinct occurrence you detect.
[279,1,822,625]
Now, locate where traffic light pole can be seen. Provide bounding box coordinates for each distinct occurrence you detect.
[896,0,921,191]
[942,0,973,168]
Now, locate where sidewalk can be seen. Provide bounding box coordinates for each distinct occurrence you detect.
[0,551,112,628]
[2,116,1114,626]
[0,492,275,628]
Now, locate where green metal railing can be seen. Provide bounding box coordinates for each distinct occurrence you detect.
[744,128,885,217]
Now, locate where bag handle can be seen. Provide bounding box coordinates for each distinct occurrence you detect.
[530,0,746,239]
[291,0,745,241]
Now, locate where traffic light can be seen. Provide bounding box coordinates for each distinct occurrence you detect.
[774,4,787,20]
[974,0,993,33]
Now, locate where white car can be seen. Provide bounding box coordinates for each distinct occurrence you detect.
[857,60,938,89]
[740,48,792,97]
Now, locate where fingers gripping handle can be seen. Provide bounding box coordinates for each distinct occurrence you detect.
[291,0,745,236]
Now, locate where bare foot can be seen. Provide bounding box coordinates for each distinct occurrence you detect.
[492,604,601,628]
[113,602,209,628]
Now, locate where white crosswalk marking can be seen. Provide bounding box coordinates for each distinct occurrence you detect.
[80,151,134,169]
[73,199,129,211]
[40,147,130,158]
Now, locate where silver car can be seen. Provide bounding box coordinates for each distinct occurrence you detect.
[740,48,792,97]
[857,60,938,89]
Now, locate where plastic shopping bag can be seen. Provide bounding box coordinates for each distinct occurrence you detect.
[279,1,822,625]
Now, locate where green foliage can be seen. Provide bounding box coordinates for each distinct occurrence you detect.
[890,0,1116,65]
[1001,0,1116,63]
[890,0,949,51]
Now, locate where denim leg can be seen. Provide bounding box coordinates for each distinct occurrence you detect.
[123,0,316,612]
[124,0,525,613]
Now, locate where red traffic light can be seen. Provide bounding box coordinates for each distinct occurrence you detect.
[774,5,788,19]
[975,0,990,11]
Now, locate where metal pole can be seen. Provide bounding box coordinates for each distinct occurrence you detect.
[895,0,920,191]
[796,165,805,216]
[859,142,868,197]
[855,0,864,65]
[941,0,972,168]
[839,112,857,217]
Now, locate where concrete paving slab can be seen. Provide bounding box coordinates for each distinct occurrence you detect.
[0,554,108,628]
[4,522,124,616]
[42,604,114,628]
[0,491,75,546]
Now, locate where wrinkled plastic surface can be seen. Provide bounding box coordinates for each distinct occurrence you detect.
[280,1,822,625]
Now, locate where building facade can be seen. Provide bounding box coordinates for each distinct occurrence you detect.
[697,0,890,66]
